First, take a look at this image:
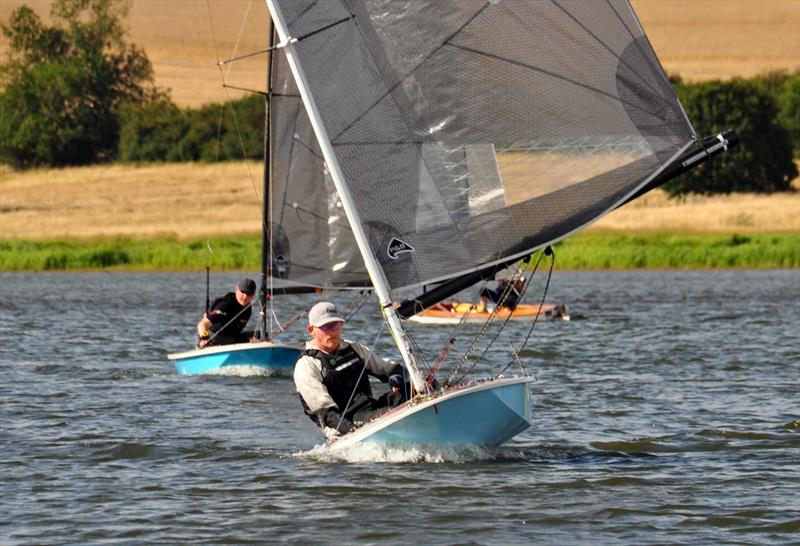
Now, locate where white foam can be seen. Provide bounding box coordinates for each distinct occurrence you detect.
[293,442,502,464]
[203,365,287,378]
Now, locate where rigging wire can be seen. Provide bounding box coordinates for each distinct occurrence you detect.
[444,257,531,385]
[446,249,555,386]
[206,0,276,336]
[496,248,556,377]
[335,318,387,433]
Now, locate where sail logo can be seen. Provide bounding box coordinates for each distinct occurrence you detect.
[275,255,289,274]
[387,238,414,260]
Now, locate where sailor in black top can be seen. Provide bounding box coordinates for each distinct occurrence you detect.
[294,301,408,438]
[196,278,257,347]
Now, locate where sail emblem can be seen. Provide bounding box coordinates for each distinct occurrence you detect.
[275,255,289,274]
[387,238,414,260]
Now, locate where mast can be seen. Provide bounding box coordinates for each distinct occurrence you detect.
[258,17,276,341]
[266,0,428,394]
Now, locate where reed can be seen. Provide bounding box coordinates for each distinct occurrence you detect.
[1,233,797,272]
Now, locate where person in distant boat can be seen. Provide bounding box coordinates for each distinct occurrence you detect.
[479,267,525,311]
[294,301,409,438]
[196,278,257,348]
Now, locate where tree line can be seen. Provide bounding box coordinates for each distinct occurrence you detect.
[1,0,798,197]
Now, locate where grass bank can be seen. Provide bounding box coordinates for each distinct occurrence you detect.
[551,233,799,269]
[1,233,797,272]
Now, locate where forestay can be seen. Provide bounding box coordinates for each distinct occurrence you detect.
[267,0,694,294]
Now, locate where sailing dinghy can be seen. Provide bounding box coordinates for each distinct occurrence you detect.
[168,12,371,375]
[266,0,737,448]
[408,302,569,325]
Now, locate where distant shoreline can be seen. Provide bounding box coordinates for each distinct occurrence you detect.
[1,233,797,272]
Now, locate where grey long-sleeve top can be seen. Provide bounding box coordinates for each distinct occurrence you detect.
[293,339,402,414]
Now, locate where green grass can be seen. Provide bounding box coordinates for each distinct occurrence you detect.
[0,237,262,272]
[0,233,798,271]
[552,233,800,269]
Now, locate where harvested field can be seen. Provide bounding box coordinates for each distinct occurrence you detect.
[1,162,797,240]
[0,162,264,239]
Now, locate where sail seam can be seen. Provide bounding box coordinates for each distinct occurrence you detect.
[446,43,666,119]
[552,0,669,104]
[330,3,489,143]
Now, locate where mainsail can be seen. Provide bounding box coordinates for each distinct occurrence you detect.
[265,0,695,295]
[268,32,368,290]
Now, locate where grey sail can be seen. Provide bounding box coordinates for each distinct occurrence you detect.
[270,0,695,292]
[269,34,369,289]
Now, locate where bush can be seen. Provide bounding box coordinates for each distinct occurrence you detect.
[118,93,265,162]
[176,94,264,162]
[118,99,187,162]
[665,79,797,196]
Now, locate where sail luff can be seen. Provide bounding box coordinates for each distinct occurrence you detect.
[266,0,427,393]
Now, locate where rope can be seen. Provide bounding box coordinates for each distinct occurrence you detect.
[496,247,556,377]
[342,290,372,320]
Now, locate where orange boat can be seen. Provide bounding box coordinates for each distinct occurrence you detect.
[407,302,569,324]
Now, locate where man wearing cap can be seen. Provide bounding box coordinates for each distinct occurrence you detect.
[196,278,257,348]
[294,301,408,438]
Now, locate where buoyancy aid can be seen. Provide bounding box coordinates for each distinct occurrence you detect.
[301,345,374,422]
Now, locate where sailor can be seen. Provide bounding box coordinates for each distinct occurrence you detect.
[196,278,257,348]
[294,301,408,437]
[479,266,525,311]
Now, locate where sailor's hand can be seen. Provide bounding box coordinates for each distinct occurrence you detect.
[197,331,211,349]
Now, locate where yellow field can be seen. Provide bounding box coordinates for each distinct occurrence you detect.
[1,162,797,240]
[0,162,264,239]
[1,1,798,108]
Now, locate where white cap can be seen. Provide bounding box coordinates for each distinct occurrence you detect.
[308,302,344,327]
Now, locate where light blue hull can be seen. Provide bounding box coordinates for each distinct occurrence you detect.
[167,342,301,375]
[331,376,534,449]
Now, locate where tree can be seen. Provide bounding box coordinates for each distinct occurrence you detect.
[664,79,797,196]
[0,0,161,168]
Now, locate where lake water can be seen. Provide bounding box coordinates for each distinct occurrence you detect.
[1,269,798,545]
